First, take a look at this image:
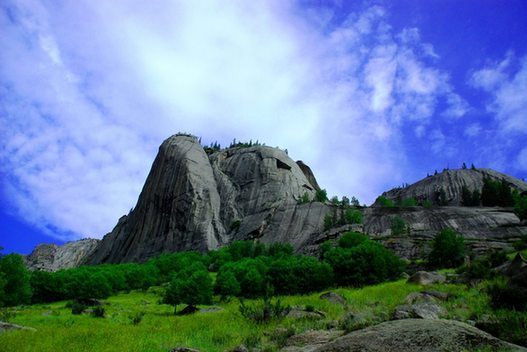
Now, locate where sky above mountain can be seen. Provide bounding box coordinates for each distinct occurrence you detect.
[1,0,527,254]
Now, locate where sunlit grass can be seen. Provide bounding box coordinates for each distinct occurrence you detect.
[0,279,519,352]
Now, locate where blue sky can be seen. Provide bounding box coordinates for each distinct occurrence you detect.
[1,0,526,254]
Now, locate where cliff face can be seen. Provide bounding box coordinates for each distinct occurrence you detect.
[376,168,527,206]
[25,239,99,271]
[88,135,330,264]
[362,206,527,259]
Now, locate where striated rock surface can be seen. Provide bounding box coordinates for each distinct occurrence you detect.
[25,239,99,271]
[376,168,527,206]
[362,206,527,259]
[89,135,329,264]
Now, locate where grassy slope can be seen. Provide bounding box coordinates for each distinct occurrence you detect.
[0,277,498,352]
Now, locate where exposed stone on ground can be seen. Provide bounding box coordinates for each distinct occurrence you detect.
[282,329,345,350]
[286,307,326,320]
[407,271,446,285]
[392,302,446,320]
[307,319,527,351]
[374,168,527,207]
[338,311,377,332]
[319,292,346,306]
[199,307,223,313]
[0,321,36,333]
[25,239,100,271]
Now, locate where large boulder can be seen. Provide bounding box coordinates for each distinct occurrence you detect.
[407,271,446,285]
[309,319,527,352]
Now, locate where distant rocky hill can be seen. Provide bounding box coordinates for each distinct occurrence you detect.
[375,168,527,206]
[87,135,332,264]
[25,239,99,271]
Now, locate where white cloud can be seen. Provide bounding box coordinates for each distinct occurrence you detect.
[470,53,527,134]
[0,1,463,240]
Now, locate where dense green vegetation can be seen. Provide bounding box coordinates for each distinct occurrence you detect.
[428,228,466,268]
[0,235,403,309]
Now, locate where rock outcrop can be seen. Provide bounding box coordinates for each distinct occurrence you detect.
[25,239,99,271]
[88,135,329,264]
[375,168,527,206]
[305,319,527,352]
[363,206,527,259]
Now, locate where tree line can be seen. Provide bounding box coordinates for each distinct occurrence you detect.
[0,234,406,311]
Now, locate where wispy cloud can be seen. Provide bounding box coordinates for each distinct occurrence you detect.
[470,52,527,134]
[0,1,464,240]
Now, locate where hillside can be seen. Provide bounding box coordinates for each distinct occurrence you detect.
[375,168,527,207]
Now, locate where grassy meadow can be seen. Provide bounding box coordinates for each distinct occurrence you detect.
[0,277,508,352]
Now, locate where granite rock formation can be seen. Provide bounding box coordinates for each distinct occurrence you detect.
[25,239,99,271]
[376,168,527,206]
[88,135,330,264]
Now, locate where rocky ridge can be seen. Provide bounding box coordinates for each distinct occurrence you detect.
[376,168,527,206]
[25,239,99,271]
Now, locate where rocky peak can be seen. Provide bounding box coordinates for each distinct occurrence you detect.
[376,168,527,206]
[88,134,328,264]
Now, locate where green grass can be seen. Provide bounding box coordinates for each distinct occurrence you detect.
[0,279,521,352]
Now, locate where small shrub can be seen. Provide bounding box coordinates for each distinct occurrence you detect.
[230,220,241,231]
[428,228,465,269]
[297,192,310,204]
[488,250,508,267]
[400,198,417,207]
[71,301,87,315]
[338,232,368,249]
[91,306,105,318]
[344,209,362,224]
[130,312,145,325]
[0,308,15,322]
[305,304,315,312]
[423,199,433,209]
[390,216,407,236]
[315,189,328,203]
[487,277,527,311]
[239,296,290,323]
[376,196,394,207]
[323,214,334,231]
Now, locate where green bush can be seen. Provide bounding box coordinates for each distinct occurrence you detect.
[344,209,362,224]
[323,214,335,231]
[376,196,394,207]
[515,194,527,221]
[297,192,310,204]
[129,311,145,325]
[0,254,32,307]
[324,239,405,286]
[513,235,527,251]
[214,270,241,299]
[400,198,417,207]
[267,256,333,295]
[487,276,527,311]
[91,306,105,318]
[163,262,213,314]
[315,189,328,203]
[71,301,87,315]
[338,232,368,249]
[428,228,466,269]
[239,296,290,324]
[390,216,407,236]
